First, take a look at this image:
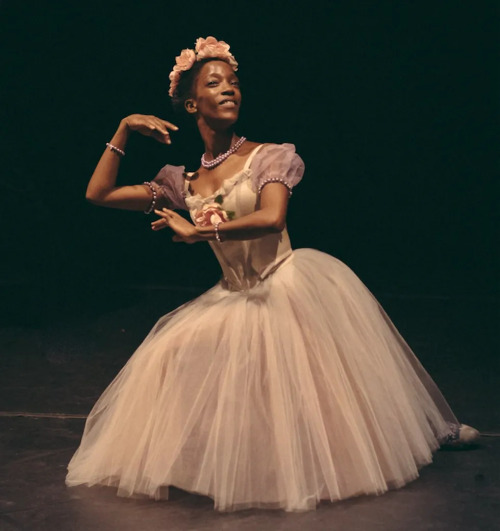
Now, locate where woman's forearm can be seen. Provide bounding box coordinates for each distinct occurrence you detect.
[152,174,291,243]
[85,120,130,202]
[85,115,176,210]
[195,183,289,242]
[196,207,284,241]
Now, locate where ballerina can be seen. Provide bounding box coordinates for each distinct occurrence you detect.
[66,36,479,512]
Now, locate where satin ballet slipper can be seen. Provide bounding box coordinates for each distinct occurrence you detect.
[442,423,480,449]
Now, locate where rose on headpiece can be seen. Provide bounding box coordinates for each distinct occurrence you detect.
[168,36,238,98]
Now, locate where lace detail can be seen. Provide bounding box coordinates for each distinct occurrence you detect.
[185,169,253,210]
[441,422,461,444]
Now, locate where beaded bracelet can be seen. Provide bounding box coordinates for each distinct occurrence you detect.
[214,221,224,243]
[143,181,157,214]
[106,142,126,157]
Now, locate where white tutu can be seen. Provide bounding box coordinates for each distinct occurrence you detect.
[66,249,458,511]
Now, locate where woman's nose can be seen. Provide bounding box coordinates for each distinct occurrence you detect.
[220,81,235,94]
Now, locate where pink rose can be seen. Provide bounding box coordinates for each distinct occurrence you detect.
[168,49,197,96]
[195,36,238,69]
[196,36,229,55]
[175,48,196,71]
[194,203,230,227]
[168,71,181,96]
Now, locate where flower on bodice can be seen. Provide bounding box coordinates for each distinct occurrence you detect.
[194,203,231,227]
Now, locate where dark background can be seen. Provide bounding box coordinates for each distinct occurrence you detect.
[0,1,497,322]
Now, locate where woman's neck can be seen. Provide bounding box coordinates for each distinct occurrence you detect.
[197,121,236,159]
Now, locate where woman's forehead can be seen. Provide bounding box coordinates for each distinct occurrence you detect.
[199,60,238,78]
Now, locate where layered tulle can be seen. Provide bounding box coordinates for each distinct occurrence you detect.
[66,249,458,511]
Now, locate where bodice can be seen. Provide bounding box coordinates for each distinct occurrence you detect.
[184,146,293,291]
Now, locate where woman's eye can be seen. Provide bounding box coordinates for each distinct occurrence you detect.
[207,81,218,86]
[232,81,240,87]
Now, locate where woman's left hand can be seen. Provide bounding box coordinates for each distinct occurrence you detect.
[152,208,200,243]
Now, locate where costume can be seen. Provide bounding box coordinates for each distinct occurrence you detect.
[66,143,460,512]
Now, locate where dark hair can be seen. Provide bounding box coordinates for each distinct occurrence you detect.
[171,57,232,114]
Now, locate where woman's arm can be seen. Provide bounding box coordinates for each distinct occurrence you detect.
[85,114,178,211]
[151,182,290,242]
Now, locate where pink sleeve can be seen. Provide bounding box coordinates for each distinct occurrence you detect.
[249,143,305,196]
[148,164,187,211]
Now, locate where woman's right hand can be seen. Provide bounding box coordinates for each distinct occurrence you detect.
[122,114,179,145]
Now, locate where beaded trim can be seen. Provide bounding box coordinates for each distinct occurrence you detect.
[106,142,125,157]
[143,181,157,214]
[257,178,293,197]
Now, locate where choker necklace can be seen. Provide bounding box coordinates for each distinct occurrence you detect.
[201,136,247,170]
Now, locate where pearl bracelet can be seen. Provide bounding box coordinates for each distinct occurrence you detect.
[106,142,126,157]
[214,221,224,243]
[143,181,157,214]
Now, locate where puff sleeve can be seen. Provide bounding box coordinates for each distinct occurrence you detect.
[249,143,305,196]
[147,164,188,211]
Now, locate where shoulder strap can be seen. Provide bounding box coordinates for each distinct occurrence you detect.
[243,144,265,171]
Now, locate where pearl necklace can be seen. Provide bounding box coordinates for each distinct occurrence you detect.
[201,136,247,170]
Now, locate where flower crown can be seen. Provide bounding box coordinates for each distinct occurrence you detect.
[168,36,238,98]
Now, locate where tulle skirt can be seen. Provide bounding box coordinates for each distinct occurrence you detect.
[66,249,458,512]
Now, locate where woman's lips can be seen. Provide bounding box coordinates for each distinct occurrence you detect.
[219,100,237,107]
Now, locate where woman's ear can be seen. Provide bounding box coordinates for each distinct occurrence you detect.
[184,99,197,114]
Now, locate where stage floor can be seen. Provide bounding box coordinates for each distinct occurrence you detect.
[1,286,498,530]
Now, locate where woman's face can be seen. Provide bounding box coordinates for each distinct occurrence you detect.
[187,60,241,126]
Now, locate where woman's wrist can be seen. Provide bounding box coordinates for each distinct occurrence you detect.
[106,120,130,152]
[118,118,132,136]
[195,225,216,241]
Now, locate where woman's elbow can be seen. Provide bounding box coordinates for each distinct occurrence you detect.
[85,191,97,204]
[267,215,286,233]
[85,189,105,205]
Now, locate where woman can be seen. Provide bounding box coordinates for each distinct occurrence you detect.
[66,37,478,512]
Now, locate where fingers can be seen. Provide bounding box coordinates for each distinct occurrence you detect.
[151,208,174,230]
[149,117,177,145]
[136,115,179,144]
[151,209,168,230]
[150,209,195,244]
[151,129,171,145]
[151,217,168,230]
[155,208,179,219]
[163,119,179,132]
[155,208,175,217]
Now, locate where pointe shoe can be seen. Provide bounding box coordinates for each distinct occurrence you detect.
[457,424,480,444]
[442,423,480,449]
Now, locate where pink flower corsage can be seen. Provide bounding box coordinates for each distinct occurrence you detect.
[194,203,231,227]
[168,36,238,97]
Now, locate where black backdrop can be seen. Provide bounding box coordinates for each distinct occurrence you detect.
[1,1,497,311]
